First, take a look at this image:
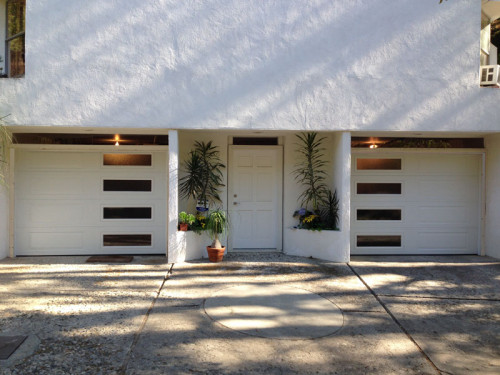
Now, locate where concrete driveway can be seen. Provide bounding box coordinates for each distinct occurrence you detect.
[0,254,498,374]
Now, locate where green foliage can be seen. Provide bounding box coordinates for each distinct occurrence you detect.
[0,116,12,187]
[190,213,207,234]
[292,132,340,231]
[320,189,340,230]
[178,211,195,225]
[206,209,228,248]
[293,189,339,231]
[179,141,225,210]
[293,132,329,212]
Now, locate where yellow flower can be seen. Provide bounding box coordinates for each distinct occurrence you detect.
[303,215,317,223]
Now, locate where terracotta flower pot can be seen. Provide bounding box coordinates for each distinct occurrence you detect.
[206,246,225,262]
[179,223,189,231]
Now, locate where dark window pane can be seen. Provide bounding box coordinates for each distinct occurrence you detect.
[103,154,152,166]
[12,133,168,145]
[351,137,484,149]
[357,183,401,195]
[7,0,25,38]
[103,207,152,219]
[103,180,152,192]
[357,235,401,247]
[233,137,278,145]
[8,36,25,76]
[357,159,401,170]
[103,234,152,247]
[357,209,401,221]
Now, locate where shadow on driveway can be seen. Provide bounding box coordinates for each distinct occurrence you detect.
[0,254,498,374]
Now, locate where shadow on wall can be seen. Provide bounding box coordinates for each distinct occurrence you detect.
[1,0,494,131]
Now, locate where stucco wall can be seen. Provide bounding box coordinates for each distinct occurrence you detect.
[0,0,498,132]
[485,134,500,259]
[283,131,350,262]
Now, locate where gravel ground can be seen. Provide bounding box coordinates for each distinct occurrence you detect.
[0,256,170,375]
[0,253,498,374]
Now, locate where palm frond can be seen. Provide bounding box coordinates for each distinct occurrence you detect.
[292,132,329,211]
[179,141,226,210]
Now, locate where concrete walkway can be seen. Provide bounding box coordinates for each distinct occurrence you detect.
[0,254,498,374]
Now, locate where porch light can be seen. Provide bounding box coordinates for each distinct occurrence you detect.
[114,134,120,146]
[369,144,378,149]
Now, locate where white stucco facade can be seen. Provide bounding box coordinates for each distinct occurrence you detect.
[0,0,499,261]
[0,0,499,131]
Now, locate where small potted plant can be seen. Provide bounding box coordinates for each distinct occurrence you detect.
[178,211,195,231]
[205,209,228,262]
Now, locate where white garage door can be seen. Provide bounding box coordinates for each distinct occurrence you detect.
[351,152,481,255]
[15,150,167,255]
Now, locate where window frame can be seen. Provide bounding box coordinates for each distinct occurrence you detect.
[4,0,25,77]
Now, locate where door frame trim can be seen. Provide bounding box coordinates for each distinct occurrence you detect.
[227,145,284,252]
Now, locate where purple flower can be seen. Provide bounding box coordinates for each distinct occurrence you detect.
[298,208,306,216]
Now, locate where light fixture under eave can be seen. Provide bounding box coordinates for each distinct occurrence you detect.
[369,144,378,149]
[115,141,119,146]
[114,134,120,146]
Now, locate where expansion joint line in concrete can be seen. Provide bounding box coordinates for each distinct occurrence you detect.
[378,294,500,302]
[347,263,443,375]
[118,263,174,375]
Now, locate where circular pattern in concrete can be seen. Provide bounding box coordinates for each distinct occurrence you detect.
[204,284,343,339]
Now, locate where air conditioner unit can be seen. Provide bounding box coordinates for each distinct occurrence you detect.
[480,65,500,86]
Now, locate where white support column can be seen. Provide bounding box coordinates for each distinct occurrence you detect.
[167,130,184,263]
[8,148,15,258]
[340,131,351,262]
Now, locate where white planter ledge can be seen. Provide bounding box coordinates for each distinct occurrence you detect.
[284,227,349,263]
[175,230,206,261]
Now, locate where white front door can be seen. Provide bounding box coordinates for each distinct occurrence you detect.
[228,146,283,251]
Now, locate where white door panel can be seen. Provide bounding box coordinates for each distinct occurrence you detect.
[229,146,283,250]
[15,150,167,256]
[351,153,481,255]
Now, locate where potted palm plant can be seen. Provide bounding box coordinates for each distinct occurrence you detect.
[179,141,225,212]
[205,209,228,262]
